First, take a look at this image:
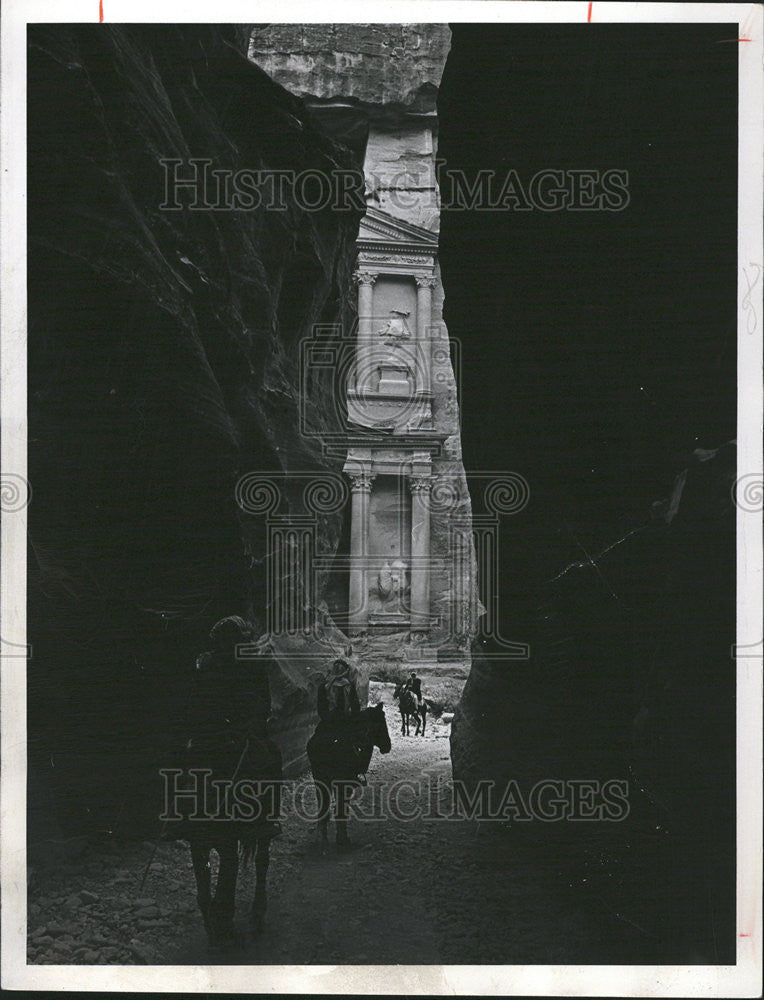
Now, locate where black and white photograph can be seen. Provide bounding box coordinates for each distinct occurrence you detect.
[1,1,762,995]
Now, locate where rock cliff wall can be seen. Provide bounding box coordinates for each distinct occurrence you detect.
[449,443,736,959]
[436,24,737,960]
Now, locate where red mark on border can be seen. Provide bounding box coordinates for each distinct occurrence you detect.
[99,0,103,22]
[587,2,592,22]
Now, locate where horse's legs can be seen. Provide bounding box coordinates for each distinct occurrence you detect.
[190,840,214,941]
[210,840,238,943]
[400,709,405,736]
[334,780,351,847]
[315,780,330,843]
[421,706,427,736]
[251,837,270,935]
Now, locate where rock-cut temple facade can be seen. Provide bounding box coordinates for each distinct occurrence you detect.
[250,24,479,674]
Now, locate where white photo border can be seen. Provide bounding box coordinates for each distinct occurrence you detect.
[2,2,762,995]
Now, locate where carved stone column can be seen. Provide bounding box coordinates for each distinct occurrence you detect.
[415,276,436,394]
[354,271,377,393]
[347,471,375,635]
[409,475,432,634]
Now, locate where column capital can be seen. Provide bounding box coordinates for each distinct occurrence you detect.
[348,471,375,493]
[409,476,432,495]
[415,275,437,289]
[353,270,378,287]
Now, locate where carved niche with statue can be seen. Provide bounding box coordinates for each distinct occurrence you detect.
[376,309,414,396]
[370,558,410,624]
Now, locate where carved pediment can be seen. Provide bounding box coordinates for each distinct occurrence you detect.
[357,207,439,255]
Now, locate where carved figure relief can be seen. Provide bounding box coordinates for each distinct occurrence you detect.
[375,310,414,395]
[377,309,412,347]
[376,558,410,612]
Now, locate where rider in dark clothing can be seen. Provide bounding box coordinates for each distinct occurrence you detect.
[187,619,269,745]
[404,670,423,707]
[182,616,282,829]
[317,658,361,722]
[316,657,364,777]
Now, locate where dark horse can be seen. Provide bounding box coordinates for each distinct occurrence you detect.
[167,617,283,949]
[172,735,283,949]
[393,682,427,736]
[306,704,391,847]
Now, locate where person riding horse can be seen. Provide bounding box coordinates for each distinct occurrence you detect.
[318,657,361,720]
[308,657,391,847]
[316,657,364,775]
[394,670,428,735]
[404,670,423,710]
[179,616,282,946]
[189,616,272,744]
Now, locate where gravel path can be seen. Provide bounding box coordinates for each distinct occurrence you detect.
[28,683,659,965]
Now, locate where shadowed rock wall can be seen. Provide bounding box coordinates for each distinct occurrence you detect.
[450,444,736,960]
[437,24,737,961]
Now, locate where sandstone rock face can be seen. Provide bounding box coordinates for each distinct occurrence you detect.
[249,25,450,112]
[363,124,440,231]
[250,24,449,231]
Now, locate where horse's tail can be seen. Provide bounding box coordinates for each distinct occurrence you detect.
[306,734,318,774]
[239,840,257,865]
